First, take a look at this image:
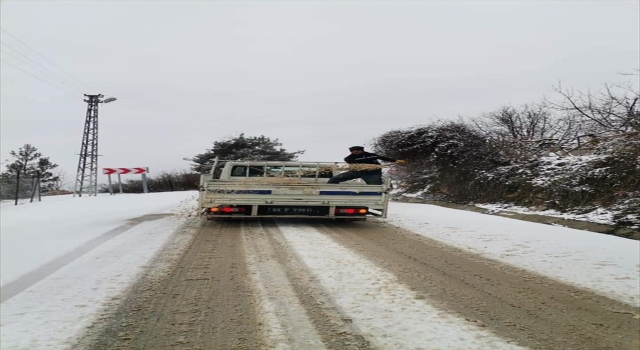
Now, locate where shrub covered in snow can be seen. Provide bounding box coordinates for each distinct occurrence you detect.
[373,122,507,198]
[375,124,639,227]
[375,82,639,227]
[474,134,639,226]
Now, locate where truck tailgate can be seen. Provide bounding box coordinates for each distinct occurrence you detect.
[199,182,388,210]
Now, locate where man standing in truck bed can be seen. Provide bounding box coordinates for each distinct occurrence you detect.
[328,146,405,185]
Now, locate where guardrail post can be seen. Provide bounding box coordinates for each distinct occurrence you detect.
[118,174,123,194]
[141,173,149,193]
[107,174,114,195]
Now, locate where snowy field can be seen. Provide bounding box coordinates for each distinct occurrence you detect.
[1,193,638,349]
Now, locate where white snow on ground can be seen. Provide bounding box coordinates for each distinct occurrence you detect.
[2,193,639,349]
[1,218,185,349]
[1,191,197,350]
[277,222,524,350]
[387,202,640,307]
[475,202,619,226]
[0,192,195,286]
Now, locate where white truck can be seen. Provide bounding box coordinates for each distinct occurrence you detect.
[198,160,391,220]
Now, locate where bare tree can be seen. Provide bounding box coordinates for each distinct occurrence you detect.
[474,103,562,141]
[470,103,578,158]
[51,170,73,191]
[550,82,639,134]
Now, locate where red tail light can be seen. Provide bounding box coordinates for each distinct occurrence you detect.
[335,207,368,215]
[210,206,246,214]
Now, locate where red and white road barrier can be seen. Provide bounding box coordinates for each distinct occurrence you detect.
[102,167,148,175]
[102,167,150,194]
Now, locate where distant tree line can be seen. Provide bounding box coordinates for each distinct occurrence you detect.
[5,80,637,227]
[100,171,201,193]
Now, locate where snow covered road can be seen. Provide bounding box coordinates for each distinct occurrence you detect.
[1,194,639,349]
[78,219,639,350]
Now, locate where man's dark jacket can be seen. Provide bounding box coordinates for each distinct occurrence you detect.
[344,152,397,172]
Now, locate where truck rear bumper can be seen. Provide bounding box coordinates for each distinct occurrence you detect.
[201,204,376,219]
[204,215,372,222]
[204,215,367,220]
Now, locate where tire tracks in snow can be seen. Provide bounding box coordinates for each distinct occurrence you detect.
[77,217,639,350]
[79,219,265,350]
[0,213,172,303]
[277,220,524,350]
[243,219,372,350]
[80,218,372,350]
[311,220,640,350]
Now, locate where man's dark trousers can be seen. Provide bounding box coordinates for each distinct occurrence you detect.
[327,170,383,185]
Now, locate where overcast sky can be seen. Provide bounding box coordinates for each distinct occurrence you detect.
[1,0,638,185]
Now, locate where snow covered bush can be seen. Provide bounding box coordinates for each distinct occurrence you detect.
[480,133,639,226]
[376,81,639,227]
[375,123,639,227]
[373,122,506,199]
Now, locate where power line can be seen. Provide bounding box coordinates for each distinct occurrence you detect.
[119,96,334,128]
[0,28,388,140]
[0,27,95,92]
[1,41,88,92]
[118,98,274,122]
[118,97,219,113]
[119,97,386,134]
[116,100,286,128]
[116,100,382,140]
[1,59,81,97]
[118,99,385,138]
[117,100,316,129]
[1,46,86,94]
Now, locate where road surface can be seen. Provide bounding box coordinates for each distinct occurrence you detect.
[77,218,640,350]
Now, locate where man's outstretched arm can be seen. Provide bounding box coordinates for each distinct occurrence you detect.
[374,154,397,162]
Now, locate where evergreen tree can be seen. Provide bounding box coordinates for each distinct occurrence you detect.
[1,144,59,198]
[188,134,304,173]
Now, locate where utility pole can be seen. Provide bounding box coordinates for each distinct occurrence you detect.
[73,94,116,197]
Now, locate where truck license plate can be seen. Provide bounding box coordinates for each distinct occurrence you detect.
[259,206,328,216]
